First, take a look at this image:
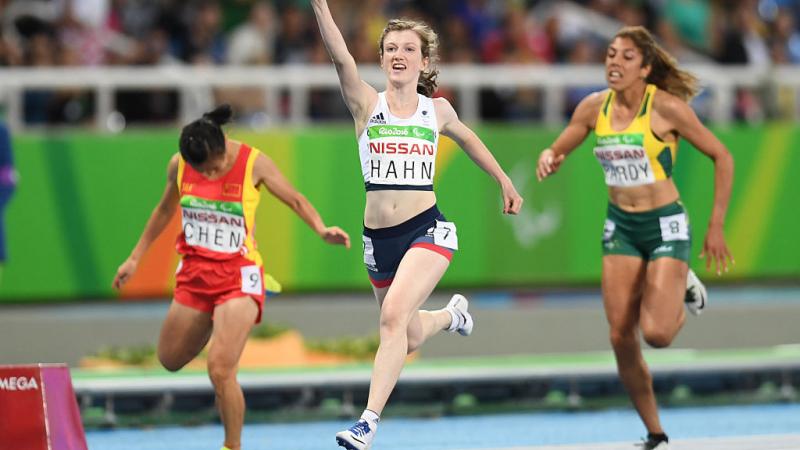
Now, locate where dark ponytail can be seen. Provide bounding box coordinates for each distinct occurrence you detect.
[202,104,233,127]
[179,104,234,167]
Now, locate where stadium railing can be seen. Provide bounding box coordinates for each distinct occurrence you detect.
[0,65,797,131]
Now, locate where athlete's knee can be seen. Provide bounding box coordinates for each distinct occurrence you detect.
[158,351,186,372]
[608,327,636,350]
[642,328,675,348]
[379,307,410,337]
[157,343,189,372]
[207,358,237,386]
[640,316,678,348]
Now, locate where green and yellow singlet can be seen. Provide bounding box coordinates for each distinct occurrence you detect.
[593,84,678,187]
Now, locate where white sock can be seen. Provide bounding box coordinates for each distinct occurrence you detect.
[446,307,460,332]
[361,409,380,428]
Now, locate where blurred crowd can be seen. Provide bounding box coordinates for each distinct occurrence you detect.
[1,0,799,125]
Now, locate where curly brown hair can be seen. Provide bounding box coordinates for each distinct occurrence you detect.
[378,19,440,97]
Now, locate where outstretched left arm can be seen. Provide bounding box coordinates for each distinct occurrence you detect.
[659,94,734,275]
[435,97,523,215]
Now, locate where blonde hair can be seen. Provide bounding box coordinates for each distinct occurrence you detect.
[378,19,440,97]
[614,26,699,101]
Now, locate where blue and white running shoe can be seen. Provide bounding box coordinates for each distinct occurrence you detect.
[335,419,375,450]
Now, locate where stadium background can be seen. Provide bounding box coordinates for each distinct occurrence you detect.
[0,0,799,449]
[3,0,800,299]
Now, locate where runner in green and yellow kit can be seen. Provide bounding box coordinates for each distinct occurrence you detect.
[536,26,734,450]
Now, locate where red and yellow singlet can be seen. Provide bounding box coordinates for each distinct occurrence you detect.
[173,144,266,321]
[176,144,262,266]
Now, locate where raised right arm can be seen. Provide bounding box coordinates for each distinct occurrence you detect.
[536,91,604,181]
[311,0,377,125]
[113,154,180,289]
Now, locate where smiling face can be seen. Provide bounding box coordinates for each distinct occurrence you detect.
[605,37,650,91]
[380,29,428,86]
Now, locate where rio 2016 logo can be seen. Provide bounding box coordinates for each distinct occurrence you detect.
[378,127,408,136]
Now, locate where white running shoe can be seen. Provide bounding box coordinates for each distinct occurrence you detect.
[445,294,473,336]
[685,269,707,316]
[336,419,375,450]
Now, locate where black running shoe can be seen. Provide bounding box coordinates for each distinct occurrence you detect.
[638,433,669,449]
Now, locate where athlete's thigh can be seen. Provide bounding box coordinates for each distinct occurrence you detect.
[208,296,259,367]
[158,300,214,363]
[602,255,648,331]
[382,248,450,321]
[640,257,687,327]
[373,285,389,307]
[373,272,426,346]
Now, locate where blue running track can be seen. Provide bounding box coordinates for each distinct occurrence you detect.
[86,403,800,450]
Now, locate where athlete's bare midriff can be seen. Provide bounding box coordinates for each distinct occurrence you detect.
[364,190,436,228]
[608,178,680,212]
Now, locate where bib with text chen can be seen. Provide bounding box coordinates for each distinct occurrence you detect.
[180,195,247,254]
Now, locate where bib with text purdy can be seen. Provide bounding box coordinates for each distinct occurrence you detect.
[593,84,678,188]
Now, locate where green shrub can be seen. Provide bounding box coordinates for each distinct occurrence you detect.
[90,345,156,365]
[305,335,380,360]
[251,322,292,340]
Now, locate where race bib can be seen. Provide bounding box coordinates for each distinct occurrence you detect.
[432,220,458,250]
[659,213,689,241]
[593,134,655,187]
[365,125,437,186]
[240,265,262,295]
[603,219,616,241]
[181,196,247,253]
[362,235,377,270]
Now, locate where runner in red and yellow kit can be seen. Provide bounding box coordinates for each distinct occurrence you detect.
[113,105,350,450]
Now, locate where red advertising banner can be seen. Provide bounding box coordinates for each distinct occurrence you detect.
[0,364,87,450]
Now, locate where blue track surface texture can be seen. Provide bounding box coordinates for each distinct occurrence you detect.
[86,403,800,450]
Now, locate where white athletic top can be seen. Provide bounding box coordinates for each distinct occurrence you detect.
[358,92,439,191]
